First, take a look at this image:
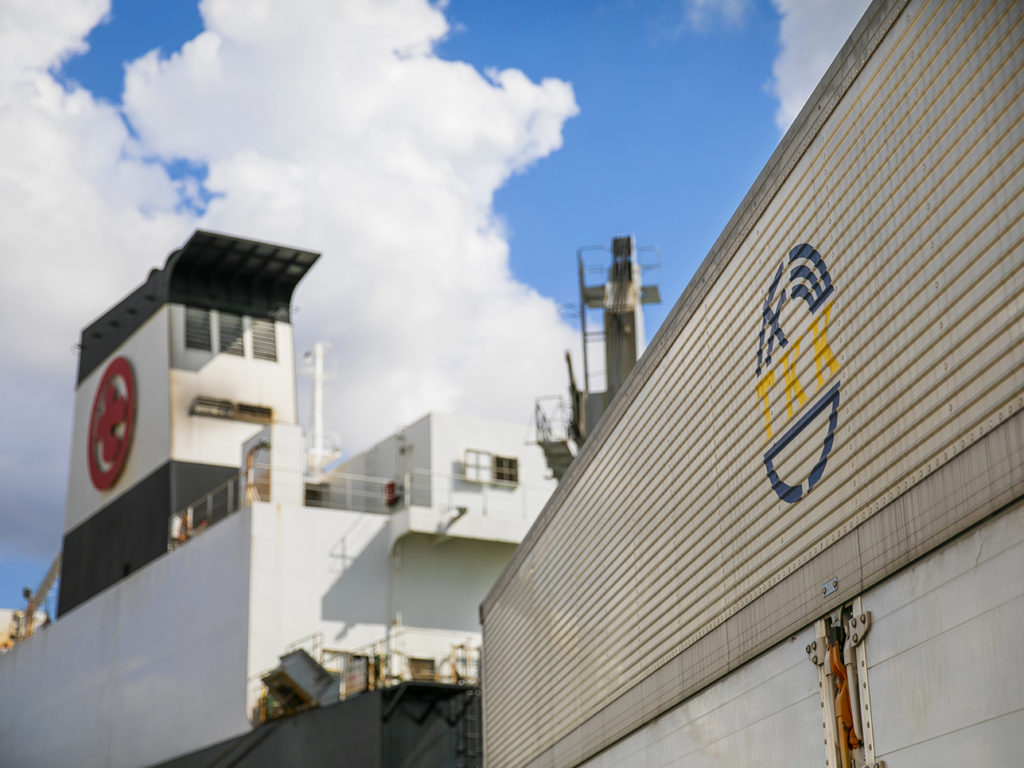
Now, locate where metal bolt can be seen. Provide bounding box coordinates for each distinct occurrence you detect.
[852,633,859,643]
[860,614,866,623]
[850,617,857,628]
[813,641,817,649]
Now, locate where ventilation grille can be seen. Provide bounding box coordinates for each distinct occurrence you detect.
[190,397,273,423]
[252,318,277,361]
[407,657,436,682]
[185,308,211,350]
[219,312,244,356]
[236,402,273,423]
[191,397,234,419]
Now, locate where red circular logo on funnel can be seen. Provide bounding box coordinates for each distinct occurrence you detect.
[88,356,136,490]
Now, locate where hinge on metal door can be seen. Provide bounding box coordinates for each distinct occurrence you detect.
[810,597,881,768]
[847,611,871,647]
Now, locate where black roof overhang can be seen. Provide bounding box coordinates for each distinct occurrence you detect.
[165,230,320,321]
[76,230,320,384]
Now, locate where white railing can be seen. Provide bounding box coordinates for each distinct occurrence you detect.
[169,464,552,550]
[304,471,396,514]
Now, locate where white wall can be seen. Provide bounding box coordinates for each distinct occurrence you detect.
[240,413,557,711]
[0,510,252,768]
[65,308,172,534]
[331,412,557,521]
[246,501,392,707]
[245,499,524,711]
[335,413,432,480]
[580,626,820,768]
[168,305,297,468]
[430,412,555,523]
[394,535,516,634]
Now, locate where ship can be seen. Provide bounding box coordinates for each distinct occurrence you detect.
[0,229,560,767]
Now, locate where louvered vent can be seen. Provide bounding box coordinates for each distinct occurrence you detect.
[236,403,273,423]
[251,318,277,362]
[191,397,234,419]
[185,308,211,350]
[190,397,272,423]
[407,657,436,682]
[219,312,244,356]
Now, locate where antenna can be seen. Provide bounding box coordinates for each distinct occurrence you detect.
[302,342,339,475]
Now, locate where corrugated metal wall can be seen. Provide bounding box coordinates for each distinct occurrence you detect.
[481,1,1024,765]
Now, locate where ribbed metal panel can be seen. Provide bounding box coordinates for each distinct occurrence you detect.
[251,318,277,362]
[482,1,1024,766]
[184,307,211,351]
[219,312,245,357]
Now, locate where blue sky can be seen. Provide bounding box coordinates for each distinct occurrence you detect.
[0,0,867,610]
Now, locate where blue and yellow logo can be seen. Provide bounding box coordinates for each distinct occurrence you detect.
[755,244,841,503]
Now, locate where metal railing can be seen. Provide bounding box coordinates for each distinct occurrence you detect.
[304,471,400,514]
[534,394,572,444]
[169,463,553,551]
[250,628,481,724]
[168,472,244,549]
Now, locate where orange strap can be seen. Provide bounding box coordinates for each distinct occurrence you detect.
[830,643,860,750]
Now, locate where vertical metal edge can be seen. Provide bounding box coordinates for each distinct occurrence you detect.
[816,617,841,768]
[853,596,878,765]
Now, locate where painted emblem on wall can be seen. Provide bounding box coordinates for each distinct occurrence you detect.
[755,244,841,503]
[88,356,136,490]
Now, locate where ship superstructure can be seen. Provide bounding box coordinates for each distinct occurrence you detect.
[0,232,557,768]
[59,230,316,616]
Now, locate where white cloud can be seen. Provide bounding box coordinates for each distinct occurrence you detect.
[684,0,750,31]
[769,0,871,132]
[0,0,579,558]
[0,0,109,86]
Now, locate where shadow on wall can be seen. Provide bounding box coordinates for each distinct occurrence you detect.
[396,535,517,633]
[319,522,391,646]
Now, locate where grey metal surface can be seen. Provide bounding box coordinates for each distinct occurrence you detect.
[481,0,1024,765]
[147,683,482,768]
[513,410,1024,768]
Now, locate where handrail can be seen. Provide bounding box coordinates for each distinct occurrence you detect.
[169,463,552,551]
[249,627,481,723]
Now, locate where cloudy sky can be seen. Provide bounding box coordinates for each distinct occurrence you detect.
[0,0,868,607]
